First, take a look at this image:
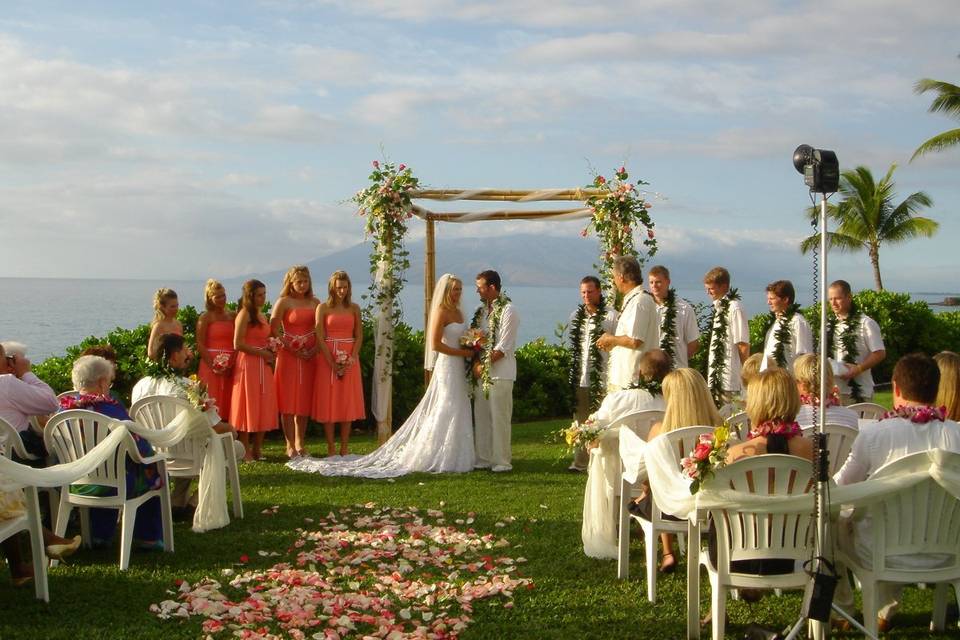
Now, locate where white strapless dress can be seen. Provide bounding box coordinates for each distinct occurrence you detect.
[287,322,475,478]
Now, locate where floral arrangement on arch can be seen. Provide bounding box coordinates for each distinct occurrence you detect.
[353,160,420,327]
[581,166,657,300]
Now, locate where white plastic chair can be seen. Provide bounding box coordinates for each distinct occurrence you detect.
[43,409,174,570]
[0,419,49,601]
[1,417,60,525]
[618,425,713,603]
[610,409,665,441]
[837,450,960,636]
[130,395,243,519]
[847,402,886,420]
[699,454,817,640]
[726,411,750,441]
[800,423,858,477]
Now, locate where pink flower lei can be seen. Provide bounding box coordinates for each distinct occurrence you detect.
[881,405,947,424]
[799,393,840,408]
[749,419,801,440]
[59,393,118,410]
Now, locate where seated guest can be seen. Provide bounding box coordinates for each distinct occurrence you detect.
[131,334,243,518]
[645,368,724,573]
[0,341,58,461]
[1,487,81,586]
[835,353,960,630]
[935,351,960,421]
[719,352,768,418]
[792,354,859,429]
[58,355,164,549]
[79,344,125,404]
[727,368,813,463]
[581,350,671,559]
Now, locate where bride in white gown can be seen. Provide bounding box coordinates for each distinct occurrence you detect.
[287,274,476,478]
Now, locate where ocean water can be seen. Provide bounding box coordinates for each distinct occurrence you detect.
[2,277,957,361]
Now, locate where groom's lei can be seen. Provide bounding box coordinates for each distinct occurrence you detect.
[568,297,608,413]
[470,291,511,398]
[707,288,740,406]
[826,302,865,403]
[657,289,679,367]
[769,303,802,369]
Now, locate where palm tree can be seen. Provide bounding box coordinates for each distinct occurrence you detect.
[911,70,960,161]
[799,164,938,291]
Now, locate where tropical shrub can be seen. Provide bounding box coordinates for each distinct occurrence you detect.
[514,338,573,421]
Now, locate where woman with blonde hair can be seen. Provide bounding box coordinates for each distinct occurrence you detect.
[312,271,364,457]
[727,368,813,462]
[270,266,320,458]
[230,279,279,461]
[289,274,475,477]
[645,368,723,572]
[792,353,858,429]
[197,280,236,421]
[935,351,960,421]
[147,288,182,361]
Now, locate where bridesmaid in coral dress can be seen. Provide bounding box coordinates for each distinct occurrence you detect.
[230,279,279,461]
[270,266,320,459]
[197,279,237,421]
[313,270,365,456]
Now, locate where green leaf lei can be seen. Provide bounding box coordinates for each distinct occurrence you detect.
[627,377,663,397]
[707,288,740,406]
[568,298,608,413]
[469,292,511,398]
[826,301,865,403]
[769,303,802,369]
[657,288,679,368]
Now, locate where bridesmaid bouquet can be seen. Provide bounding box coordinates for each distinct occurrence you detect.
[680,426,731,494]
[266,337,283,353]
[459,328,486,352]
[334,350,351,377]
[553,418,603,455]
[287,334,309,351]
[212,352,232,374]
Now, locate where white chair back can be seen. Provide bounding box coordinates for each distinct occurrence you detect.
[129,395,207,476]
[848,402,886,420]
[0,417,32,460]
[725,411,750,441]
[610,409,665,442]
[800,423,858,477]
[44,410,127,491]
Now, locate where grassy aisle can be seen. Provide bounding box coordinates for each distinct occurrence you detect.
[2,411,952,639]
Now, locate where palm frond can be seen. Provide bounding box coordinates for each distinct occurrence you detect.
[879,216,940,246]
[799,231,864,255]
[913,79,960,118]
[910,128,960,161]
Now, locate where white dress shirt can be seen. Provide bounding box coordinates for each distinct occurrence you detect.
[654,296,699,369]
[0,372,59,432]
[568,306,619,388]
[707,297,749,393]
[763,312,813,370]
[475,300,519,381]
[590,388,666,428]
[832,313,885,398]
[607,286,658,389]
[132,375,221,427]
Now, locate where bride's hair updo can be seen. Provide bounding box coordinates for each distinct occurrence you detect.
[440,276,462,311]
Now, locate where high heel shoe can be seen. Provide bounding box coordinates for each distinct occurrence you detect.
[46,535,82,560]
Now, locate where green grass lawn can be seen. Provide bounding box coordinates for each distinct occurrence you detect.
[2,415,954,639]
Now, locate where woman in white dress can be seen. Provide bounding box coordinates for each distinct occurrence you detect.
[287,274,476,478]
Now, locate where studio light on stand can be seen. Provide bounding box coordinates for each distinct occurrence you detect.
[778,146,875,640]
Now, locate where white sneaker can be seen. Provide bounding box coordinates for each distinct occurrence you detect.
[491,464,512,473]
[473,463,491,470]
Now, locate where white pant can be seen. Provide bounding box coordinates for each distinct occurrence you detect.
[474,379,514,468]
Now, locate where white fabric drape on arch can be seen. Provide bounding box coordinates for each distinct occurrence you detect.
[370,258,394,442]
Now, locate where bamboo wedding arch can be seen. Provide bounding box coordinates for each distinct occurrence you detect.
[371,187,604,443]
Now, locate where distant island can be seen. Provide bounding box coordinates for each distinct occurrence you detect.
[931,296,960,307]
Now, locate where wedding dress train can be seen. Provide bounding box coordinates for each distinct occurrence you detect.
[287,321,475,478]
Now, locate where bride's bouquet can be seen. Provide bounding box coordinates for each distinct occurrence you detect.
[459,328,486,352]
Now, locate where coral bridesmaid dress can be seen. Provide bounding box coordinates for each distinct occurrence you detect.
[275,306,316,416]
[312,312,365,423]
[230,322,279,432]
[198,319,235,422]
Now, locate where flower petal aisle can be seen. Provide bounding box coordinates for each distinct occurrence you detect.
[150,503,533,639]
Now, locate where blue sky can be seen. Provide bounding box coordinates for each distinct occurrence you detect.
[2,0,958,291]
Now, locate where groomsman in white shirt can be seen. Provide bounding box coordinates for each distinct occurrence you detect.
[827,280,886,404]
[472,270,519,473]
[597,256,658,391]
[567,275,618,471]
[762,280,812,370]
[703,267,750,406]
[647,265,699,369]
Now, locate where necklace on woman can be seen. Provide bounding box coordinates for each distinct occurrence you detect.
[707,288,740,405]
[569,298,607,412]
[799,393,840,408]
[749,419,801,440]
[770,303,801,368]
[826,302,865,403]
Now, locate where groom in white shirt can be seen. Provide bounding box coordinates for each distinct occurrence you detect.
[471,270,519,473]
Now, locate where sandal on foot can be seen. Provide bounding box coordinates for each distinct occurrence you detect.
[658,552,677,574]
